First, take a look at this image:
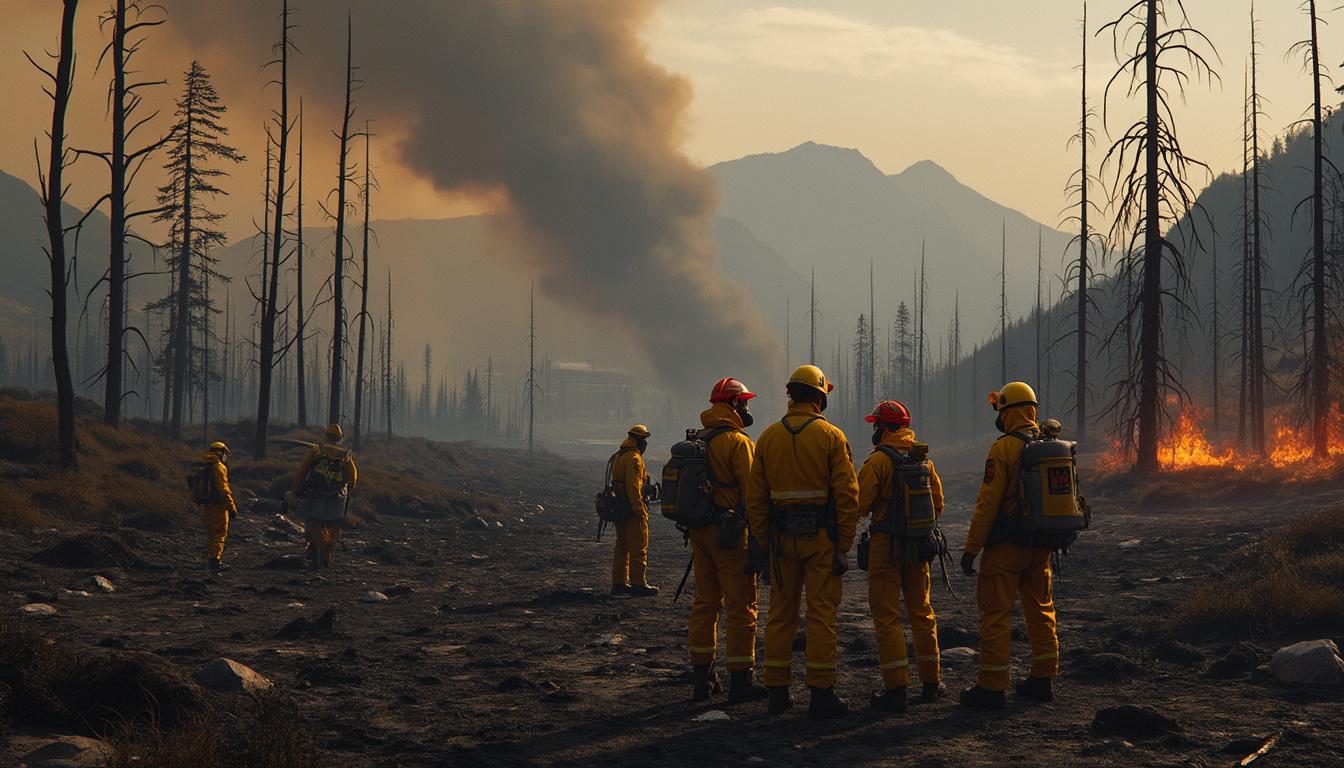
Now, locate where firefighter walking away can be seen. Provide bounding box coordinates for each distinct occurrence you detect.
[293,424,359,569]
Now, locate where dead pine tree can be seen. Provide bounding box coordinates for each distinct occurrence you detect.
[999,221,1007,383]
[1246,6,1268,455]
[384,269,394,438]
[328,16,357,427]
[917,241,928,409]
[28,0,81,466]
[1290,0,1330,455]
[1100,0,1218,473]
[295,99,308,427]
[253,0,296,458]
[1237,66,1251,447]
[352,122,376,451]
[1062,0,1104,441]
[89,1,169,425]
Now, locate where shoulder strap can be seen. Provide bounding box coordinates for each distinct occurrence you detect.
[781,415,822,436]
[1004,431,1035,445]
[702,426,742,490]
[703,426,739,443]
[875,445,904,465]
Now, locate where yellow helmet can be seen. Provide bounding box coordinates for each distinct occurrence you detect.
[208,441,230,457]
[787,364,834,394]
[324,423,344,442]
[987,381,1038,411]
[628,424,652,439]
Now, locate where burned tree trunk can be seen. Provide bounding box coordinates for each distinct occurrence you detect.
[353,125,372,450]
[296,100,307,427]
[328,17,355,427]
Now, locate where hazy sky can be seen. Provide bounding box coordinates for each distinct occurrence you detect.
[0,1,1329,235]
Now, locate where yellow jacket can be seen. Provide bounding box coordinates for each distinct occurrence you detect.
[611,437,647,515]
[857,427,944,525]
[745,402,860,552]
[293,442,359,495]
[964,406,1038,555]
[699,403,754,510]
[201,452,238,516]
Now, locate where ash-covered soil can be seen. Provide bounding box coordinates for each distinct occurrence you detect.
[4,458,1343,767]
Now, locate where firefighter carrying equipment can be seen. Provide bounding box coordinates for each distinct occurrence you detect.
[609,437,653,590]
[787,364,834,395]
[194,451,237,564]
[661,427,741,529]
[745,399,859,690]
[996,429,1090,551]
[188,461,223,504]
[299,445,356,498]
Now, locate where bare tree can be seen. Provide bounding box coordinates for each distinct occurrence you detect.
[328,16,356,427]
[999,221,1007,383]
[1246,6,1267,455]
[254,0,295,457]
[29,0,81,466]
[352,123,375,450]
[384,269,393,438]
[295,99,307,427]
[1100,0,1217,473]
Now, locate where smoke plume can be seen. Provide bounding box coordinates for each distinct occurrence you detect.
[171,0,776,392]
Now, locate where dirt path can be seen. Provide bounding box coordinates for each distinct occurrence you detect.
[4,466,1343,767]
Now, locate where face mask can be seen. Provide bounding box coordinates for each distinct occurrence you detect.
[817,393,828,413]
[735,405,754,428]
[995,414,1005,434]
[636,438,648,454]
[871,427,885,446]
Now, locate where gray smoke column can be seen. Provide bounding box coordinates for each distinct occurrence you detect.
[173,0,775,391]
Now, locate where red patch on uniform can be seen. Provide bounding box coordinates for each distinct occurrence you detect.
[983,460,995,484]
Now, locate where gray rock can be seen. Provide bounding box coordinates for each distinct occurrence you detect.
[92,575,115,593]
[194,658,273,693]
[941,646,978,658]
[11,734,110,767]
[362,591,390,603]
[1270,639,1344,686]
[20,602,57,616]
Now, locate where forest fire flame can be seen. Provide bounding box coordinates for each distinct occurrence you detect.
[1098,405,1344,474]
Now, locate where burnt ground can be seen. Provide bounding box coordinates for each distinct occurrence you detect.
[3,455,1344,767]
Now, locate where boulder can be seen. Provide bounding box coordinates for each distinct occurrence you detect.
[941,646,978,659]
[1092,705,1180,739]
[1270,639,1344,686]
[1208,642,1263,680]
[91,576,115,593]
[29,534,147,570]
[362,591,390,603]
[10,734,110,767]
[194,658,273,693]
[19,603,57,617]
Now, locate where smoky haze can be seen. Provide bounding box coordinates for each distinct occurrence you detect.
[169,0,777,394]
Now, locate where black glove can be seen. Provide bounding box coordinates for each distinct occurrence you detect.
[833,550,849,576]
[960,551,977,577]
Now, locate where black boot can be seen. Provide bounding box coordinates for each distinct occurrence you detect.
[727,670,769,704]
[807,687,849,719]
[629,584,660,597]
[610,583,632,596]
[958,685,1006,710]
[767,685,794,715]
[921,681,947,702]
[1015,676,1054,702]
[691,665,717,702]
[208,558,228,575]
[870,686,908,713]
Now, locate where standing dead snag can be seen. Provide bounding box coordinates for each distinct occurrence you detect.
[1246,6,1268,456]
[29,0,81,466]
[328,16,356,427]
[254,0,295,458]
[295,99,307,427]
[353,123,374,451]
[1100,0,1217,473]
[96,1,168,426]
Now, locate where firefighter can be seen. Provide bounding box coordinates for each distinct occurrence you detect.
[687,377,769,704]
[745,365,860,719]
[858,400,946,712]
[293,424,359,569]
[959,382,1060,709]
[195,441,238,575]
[611,425,659,597]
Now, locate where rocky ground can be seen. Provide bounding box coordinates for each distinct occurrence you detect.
[4,454,1344,767]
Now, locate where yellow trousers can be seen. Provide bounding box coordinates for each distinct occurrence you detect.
[305,520,342,564]
[610,512,650,587]
[201,504,229,561]
[975,542,1059,691]
[687,525,759,670]
[867,533,940,688]
[762,530,841,688]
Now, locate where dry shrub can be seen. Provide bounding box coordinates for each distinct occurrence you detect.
[0,398,58,463]
[0,483,44,527]
[1179,504,1344,638]
[102,693,319,768]
[0,616,78,727]
[103,716,221,768]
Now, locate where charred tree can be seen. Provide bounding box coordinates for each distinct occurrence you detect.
[999,221,1007,383]
[1247,7,1267,455]
[29,0,81,466]
[295,100,307,427]
[1100,0,1217,473]
[253,0,295,458]
[328,17,356,427]
[1065,0,1100,441]
[384,270,394,438]
[352,123,374,450]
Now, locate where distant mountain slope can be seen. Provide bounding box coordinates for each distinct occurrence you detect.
[711,142,1077,347]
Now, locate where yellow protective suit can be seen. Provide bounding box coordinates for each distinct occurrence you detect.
[294,442,359,565]
[964,405,1060,691]
[198,452,238,561]
[858,427,945,689]
[745,401,860,689]
[687,403,758,671]
[610,437,650,588]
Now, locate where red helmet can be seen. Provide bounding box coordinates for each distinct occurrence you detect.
[709,377,756,404]
[865,400,912,428]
